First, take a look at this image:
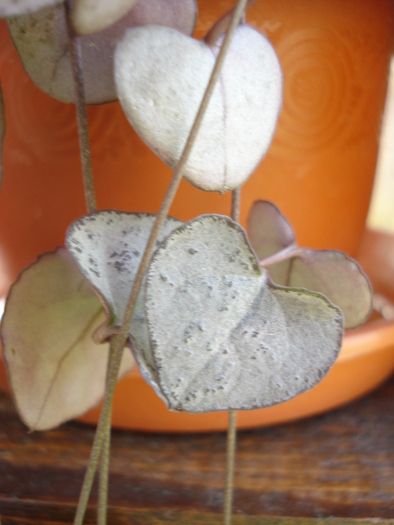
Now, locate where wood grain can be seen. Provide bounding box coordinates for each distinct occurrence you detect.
[0,376,393,523]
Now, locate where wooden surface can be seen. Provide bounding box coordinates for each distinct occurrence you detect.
[0,376,393,524]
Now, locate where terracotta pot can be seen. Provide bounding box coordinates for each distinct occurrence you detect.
[0,0,393,431]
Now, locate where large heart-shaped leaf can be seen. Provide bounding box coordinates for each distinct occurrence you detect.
[7,0,197,104]
[66,211,182,393]
[0,82,5,187]
[115,24,282,192]
[0,248,134,431]
[0,0,61,17]
[248,201,372,329]
[144,215,344,413]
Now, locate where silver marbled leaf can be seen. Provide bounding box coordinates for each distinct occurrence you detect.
[115,24,282,192]
[145,215,344,413]
[66,211,182,394]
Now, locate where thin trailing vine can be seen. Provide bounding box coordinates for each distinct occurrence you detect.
[223,187,241,525]
[204,0,256,47]
[65,0,96,214]
[97,385,112,525]
[224,409,237,525]
[0,4,370,525]
[65,3,110,521]
[73,341,118,525]
[72,1,249,522]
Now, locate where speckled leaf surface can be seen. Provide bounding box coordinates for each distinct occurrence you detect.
[115,24,282,192]
[0,82,5,187]
[145,215,344,413]
[0,0,61,17]
[248,201,372,329]
[7,0,197,104]
[0,248,135,431]
[66,211,182,393]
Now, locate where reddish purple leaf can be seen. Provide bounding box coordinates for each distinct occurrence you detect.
[0,248,134,431]
[7,0,197,104]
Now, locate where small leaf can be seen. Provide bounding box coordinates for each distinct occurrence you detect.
[247,200,295,259]
[247,201,372,329]
[247,200,295,284]
[145,215,344,413]
[276,249,373,330]
[0,0,60,17]
[0,82,5,187]
[66,211,183,393]
[0,248,135,431]
[115,24,282,192]
[72,0,139,35]
[7,0,197,104]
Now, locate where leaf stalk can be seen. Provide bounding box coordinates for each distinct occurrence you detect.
[65,0,97,214]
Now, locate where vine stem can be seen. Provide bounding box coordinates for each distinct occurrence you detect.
[65,2,113,521]
[224,409,237,525]
[65,0,97,214]
[73,344,117,525]
[72,1,248,523]
[204,0,256,47]
[223,187,241,525]
[97,345,113,525]
[97,402,111,525]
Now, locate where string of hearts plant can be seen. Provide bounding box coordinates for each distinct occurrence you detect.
[0,0,373,524]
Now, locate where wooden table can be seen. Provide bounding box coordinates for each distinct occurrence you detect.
[0,375,393,524]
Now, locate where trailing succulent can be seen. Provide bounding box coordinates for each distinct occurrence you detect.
[0,0,372,523]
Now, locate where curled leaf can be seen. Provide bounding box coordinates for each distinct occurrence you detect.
[7,0,197,104]
[66,211,183,392]
[248,200,373,329]
[144,215,344,413]
[247,199,295,284]
[0,0,60,17]
[0,82,4,187]
[115,24,282,192]
[247,200,295,260]
[0,248,134,431]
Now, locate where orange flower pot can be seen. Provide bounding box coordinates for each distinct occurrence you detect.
[0,0,393,431]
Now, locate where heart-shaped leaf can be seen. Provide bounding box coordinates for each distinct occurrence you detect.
[66,211,182,393]
[145,215,344,413]
[0,0,60,17]
[71,0,139,35]
[0,248,135,431]
[7,0,197,104]
[280,249,373,329]
[248,201,372,329]
[115,24,282,192]
[0,82,5,187]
